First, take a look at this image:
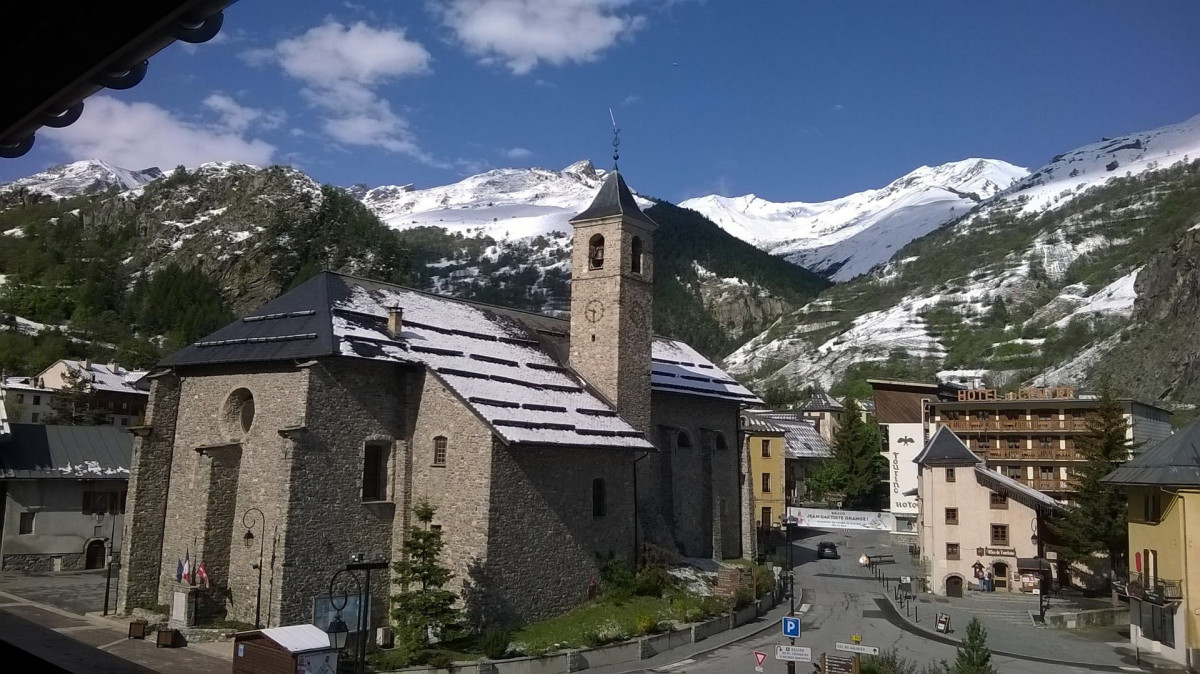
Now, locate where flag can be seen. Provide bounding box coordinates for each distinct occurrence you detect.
[197,562,210,589]
[175,557,183,582]
[182,550,191,585]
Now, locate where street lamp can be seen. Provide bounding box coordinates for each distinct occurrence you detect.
[780,511,796,674]
[328,568,363,674]
[242,507,266,629]
[326,615,349,650]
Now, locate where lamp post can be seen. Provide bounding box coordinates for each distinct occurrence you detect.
[327,568,360,668]
[242,507,266,629]
[780,511,796,674]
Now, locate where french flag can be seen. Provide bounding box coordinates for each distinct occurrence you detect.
[182,550,191,585]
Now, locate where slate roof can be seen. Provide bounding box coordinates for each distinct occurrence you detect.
[974,466,1064,511]
[740,412,785,434]
[569,170,657,228]
[49,360,149,394]
[158,273,759,449]
[801,390,844,412]
[2,376,51,393]
[913,426,982,466]
[0,423,131,479]
[758,413,833,459]
[1103,420,1200,487]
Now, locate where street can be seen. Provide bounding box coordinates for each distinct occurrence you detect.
[630,529,1143,674]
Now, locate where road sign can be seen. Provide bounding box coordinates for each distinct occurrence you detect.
[935,613,951,634]
[822,653,856,674]
[775,645,812,662]
[754,650,767,672]
[782,616,801,638]
[851,633,862,644]
[836,642,880,655]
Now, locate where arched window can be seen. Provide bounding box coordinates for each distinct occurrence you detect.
[433,436,447,466]
[714,432,728,451]
[631,236,643,274]
[676,430,693,449]
[588,234,605,270]
[592,478,606,517]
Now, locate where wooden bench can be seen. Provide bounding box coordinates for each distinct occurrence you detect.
[865,554,896,567]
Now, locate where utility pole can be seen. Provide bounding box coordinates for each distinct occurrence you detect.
[785,512,796,674]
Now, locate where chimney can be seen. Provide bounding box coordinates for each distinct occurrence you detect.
[386,306,404,339]
[107,360,119,374]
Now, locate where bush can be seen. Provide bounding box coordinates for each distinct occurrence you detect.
[634,614,661,636]
[424,649,455,669]
[733,586,754,609]
[599,558,636,600]
[480,629,511,660]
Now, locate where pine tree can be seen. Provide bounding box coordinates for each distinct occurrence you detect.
[947,617,996,674]
[391,500,459,648]
[832,398,886,508]
[47,366,101,425]
[1056,376,1135,576]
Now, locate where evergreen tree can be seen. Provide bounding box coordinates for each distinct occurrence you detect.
[947,617,996,674]
[47,366,101,425]
[1055,376,1135,575]
[391,500,459,648]
[832,398,887,508]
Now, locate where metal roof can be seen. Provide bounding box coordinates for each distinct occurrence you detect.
[0,423,131,479]
[1103,420,1200,487]
[913,426,982,466]
[800,391,844,412]
[759,413,833,459]
[569,170,657,228]
[973,466,1064,512]
[741,412,785,434]
[247,624,333,654]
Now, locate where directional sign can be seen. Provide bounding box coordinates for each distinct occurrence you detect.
[753,650,767,672]
[781,616,801,638]
[775,645,812,662]
[836,642,880,655]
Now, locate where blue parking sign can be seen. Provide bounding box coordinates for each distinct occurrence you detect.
[782,616,801,638]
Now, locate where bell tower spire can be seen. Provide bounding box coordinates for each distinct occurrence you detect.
[569,165,656,434]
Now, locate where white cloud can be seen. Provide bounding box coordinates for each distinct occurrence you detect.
[504,147,533,159]
[202,93,286,132]
[622,94,640,106]
[831,104,845,112]
[255,20,435,162]
[43,95,276,169]
[435,0,646,74]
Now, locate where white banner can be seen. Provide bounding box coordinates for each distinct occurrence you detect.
[787,507,893,531]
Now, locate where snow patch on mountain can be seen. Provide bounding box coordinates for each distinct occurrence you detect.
[681,159,1029,282]
[1,160,163,200]
[359,160,651,240]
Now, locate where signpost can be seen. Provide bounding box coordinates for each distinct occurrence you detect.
[836,642,880,656]
[775,645,812,663]
[935,613,951,634]
[851,634,862,644]
[782,616,802,638]
[822,653,857,674]
[753,650,767,672]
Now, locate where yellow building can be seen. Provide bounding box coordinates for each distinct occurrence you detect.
[741,413,787,532]
[1104,422,1200,670]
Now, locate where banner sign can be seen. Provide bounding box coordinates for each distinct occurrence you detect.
[788,507,892,531]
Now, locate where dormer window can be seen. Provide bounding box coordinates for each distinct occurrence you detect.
[588,234,605,269]
[631,236,643,274]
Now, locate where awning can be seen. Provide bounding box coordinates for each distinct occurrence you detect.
[1017,557,1053,572]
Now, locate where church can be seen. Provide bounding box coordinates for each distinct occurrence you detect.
[117,169,760,629]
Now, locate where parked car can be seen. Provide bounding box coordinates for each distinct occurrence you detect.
[817,541,838,559]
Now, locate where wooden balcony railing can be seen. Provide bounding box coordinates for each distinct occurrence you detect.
[941,419,1089,432]
[1022,477,1078,491]
[979,448,1082,461]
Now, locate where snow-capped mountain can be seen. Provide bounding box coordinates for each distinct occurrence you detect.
[681,159,1029,282]
[0,159,163,199]
[359,159,651,240]
[728,112,1200,405]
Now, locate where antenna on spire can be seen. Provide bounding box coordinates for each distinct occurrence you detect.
[608,107,620,170]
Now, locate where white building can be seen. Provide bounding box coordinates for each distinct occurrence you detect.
[1,360,149,426]
[915,427,1064,597]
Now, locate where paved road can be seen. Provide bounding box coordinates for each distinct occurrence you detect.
[634,529,1146,674]
[0,569,114,615]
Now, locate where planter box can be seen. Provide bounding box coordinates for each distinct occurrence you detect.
[574,641,641,668]
[491,653,571,674]
[691,616,728,643]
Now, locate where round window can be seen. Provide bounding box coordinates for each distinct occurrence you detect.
[223,388,255,437]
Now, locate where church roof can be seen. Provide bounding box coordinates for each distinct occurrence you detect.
[1103,420,1200,487]
[569,170,657,228]
[913,426,982,466]
[160,272,759,449]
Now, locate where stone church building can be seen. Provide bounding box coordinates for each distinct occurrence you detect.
[117,170,760,629]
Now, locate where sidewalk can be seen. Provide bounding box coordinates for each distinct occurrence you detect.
[0,588,229,674]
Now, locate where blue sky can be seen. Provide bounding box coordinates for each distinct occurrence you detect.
[3,0,1198,203]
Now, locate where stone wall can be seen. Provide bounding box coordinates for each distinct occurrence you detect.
[407,372,495,626]
[650,393,742,560]
[119,374,181,614]
[157,364,309,625]
[484,441,636,626]
[278,358,412,628]
[2,552,86,572]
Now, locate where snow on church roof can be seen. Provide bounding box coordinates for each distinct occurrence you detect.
[651,338,759,403]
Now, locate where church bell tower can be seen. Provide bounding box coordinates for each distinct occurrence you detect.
[569,170,656,434]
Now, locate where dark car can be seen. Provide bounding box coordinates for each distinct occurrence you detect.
[817,541,838,559]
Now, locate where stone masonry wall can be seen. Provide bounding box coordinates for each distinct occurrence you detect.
[650,393,743,560]
[118,374,181,614]
[484,442,636,626]
[278,358,411,628]
[2,553,86,573]
[159,364,308,626]
[407,372,495,627]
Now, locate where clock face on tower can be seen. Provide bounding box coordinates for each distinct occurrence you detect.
[584,299,606,323]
